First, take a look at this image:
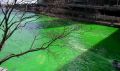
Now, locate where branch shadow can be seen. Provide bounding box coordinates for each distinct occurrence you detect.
[59,29,120,71]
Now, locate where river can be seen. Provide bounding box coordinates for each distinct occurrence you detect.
[0,12,120,71]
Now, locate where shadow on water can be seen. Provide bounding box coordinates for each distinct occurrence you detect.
[59,29,120,71]
[38,19,98,29]
[23,19,75,30]
[26,16,119,30]
[39,19,75,28]
[38,19,120,29]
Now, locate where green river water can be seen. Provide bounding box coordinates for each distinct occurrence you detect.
[0,14,120,71]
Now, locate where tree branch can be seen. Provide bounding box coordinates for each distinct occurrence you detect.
[0,28,71,65]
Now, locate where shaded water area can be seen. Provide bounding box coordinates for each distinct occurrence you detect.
[0,12,120,71]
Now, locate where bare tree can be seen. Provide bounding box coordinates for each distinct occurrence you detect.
[0,0,75,66]
[0,27,72,65]
[0,0,38,51]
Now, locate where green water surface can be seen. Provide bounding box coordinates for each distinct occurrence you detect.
[0,15,120,71]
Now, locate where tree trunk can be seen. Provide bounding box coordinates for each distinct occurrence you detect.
[0,44,2,51]
[0,29,9,51]
[0,38,6,51]
[0,42,5,51]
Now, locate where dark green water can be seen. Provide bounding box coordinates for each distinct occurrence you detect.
[0,15,120,71]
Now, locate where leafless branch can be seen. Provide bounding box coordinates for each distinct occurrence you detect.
[0,0,38,51]
[0,27,72,65]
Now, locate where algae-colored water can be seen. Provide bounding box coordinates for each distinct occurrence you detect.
[0,14,120,71]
